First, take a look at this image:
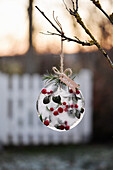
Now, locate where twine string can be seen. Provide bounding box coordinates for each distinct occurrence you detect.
[60,36,64,74]
[52,17,72,78]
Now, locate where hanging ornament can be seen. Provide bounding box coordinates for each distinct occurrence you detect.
[37,81,85,131]
[36,18,85,131]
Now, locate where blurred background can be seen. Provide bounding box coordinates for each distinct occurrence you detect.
[0,0,113,169]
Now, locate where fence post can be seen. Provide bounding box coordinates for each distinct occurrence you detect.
[0,73,9,145]
[78,69,93,142]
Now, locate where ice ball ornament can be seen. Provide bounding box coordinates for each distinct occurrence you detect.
[36,82,85,131]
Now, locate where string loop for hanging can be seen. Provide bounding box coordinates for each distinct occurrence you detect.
[52,14,73,78]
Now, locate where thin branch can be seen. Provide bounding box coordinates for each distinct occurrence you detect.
[35,6,61,34]
[41,31,93,46]
[90,0,113,25]
[75,0,78,12]
[35,5,93,46]
[71,0,78,12]
[71,0,75,11]
[40,31,61,36]
[62,0,70,12]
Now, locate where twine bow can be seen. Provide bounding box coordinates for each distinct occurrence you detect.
[52,66,80,90]
[52,67,72,78]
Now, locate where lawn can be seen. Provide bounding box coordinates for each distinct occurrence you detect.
[0,144,113,170]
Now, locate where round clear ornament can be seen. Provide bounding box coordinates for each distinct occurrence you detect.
[36,82,85,131]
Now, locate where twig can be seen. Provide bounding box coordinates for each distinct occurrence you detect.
[62,0,70,12]
[90,0,113,25]
[40,31,61,36]
[71,0,75,11]
[75,0,78,12]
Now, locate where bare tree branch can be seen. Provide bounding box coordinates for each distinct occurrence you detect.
[35,5,93,46]
[35,1,113,69]
[35,6,61,34]
[64,0,113,69]
[90,0,113,25]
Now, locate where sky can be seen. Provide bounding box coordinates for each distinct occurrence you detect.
[0,0,113,56]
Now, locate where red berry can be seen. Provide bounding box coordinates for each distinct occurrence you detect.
[76,89,80,94]
[63,102,66,105]
[47,92,50,94]
[71,104,73,108]
[50,90,53,94]
[53,111,58,116]
[64,108,68,112]
[50,107,54,111]
[41,89,47,94]
[59,125,65,130]
[66,105,69,108]
[44,120,49,126]
[64,121,68,125]
[69,89,73,93]
[65,125,70,130]
[58,107,63,113]
[75,104,78,108]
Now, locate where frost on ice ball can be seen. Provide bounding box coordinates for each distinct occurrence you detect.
[36,82,85,131]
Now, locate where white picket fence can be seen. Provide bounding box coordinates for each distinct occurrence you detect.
[0,69,93,145]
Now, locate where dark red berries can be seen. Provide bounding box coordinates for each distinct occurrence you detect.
[44,120,49,126]
[76,89,80,94]
[58,107,63,113]
[63,102,66,105]
[65,125,70,130]
[64,121,67,125]
[53,111,58,116]
[41,89,53,95]
[69,89,73,93]
[64,108,68,112]
[75,104,78,108]
[50,107,54,111]
[58,124,70,130]
[66,105,69,108]
[59,125,65,130]
[71,104,74,108]
[41,89,47,94]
